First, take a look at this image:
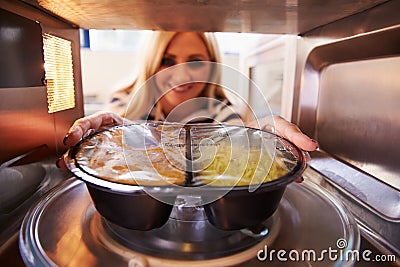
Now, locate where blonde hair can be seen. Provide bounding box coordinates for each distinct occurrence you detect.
[115,31,229,120]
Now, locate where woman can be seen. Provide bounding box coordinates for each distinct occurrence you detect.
[57,31,318,168]
[109,31,243,124]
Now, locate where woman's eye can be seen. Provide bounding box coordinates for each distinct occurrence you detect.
[160,58,176,67]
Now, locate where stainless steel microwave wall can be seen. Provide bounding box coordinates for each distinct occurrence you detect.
[292,1,400,257]
[0,0,399,264]
[15,0,390,33]
[0,1,84,164]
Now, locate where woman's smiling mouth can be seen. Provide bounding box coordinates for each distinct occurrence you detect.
[171,84,192,93]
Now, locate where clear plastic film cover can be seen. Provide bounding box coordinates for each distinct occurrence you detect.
[69,122,305,194]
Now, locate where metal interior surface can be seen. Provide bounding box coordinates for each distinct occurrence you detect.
[0,0,84,165]
[19,178,360,267]
[0,8,44,88]
[293,8,400,260]
[0,1,85,264]
[304,165,400,263]
[1,0,399,265]
[297,24,400,189]
[20,0,388,34]
[0,161,71,247]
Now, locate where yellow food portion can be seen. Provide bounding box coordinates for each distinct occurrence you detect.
[195,148,288,186]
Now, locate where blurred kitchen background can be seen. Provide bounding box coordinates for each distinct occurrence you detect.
[80,30,296,120]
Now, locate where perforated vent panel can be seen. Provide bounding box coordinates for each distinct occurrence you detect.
[43,33,75,113]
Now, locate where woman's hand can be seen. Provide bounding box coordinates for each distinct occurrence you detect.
[56,111,124,169]
[246,115,318,152]
[272,116,318,152]
[246,116,318,184]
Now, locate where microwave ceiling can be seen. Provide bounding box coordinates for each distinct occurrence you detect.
[22,0,387,34]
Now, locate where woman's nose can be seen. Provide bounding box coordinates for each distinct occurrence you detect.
[170,64,191,84]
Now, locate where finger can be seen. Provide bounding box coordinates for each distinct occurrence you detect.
[273,116,318,152]
[295,177,304,183]
[283,127,318,152]
[63,111,123,147]
[56,155,68,170]
[71,111,123,135]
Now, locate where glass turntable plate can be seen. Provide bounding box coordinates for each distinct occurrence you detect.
[19,178,359,267]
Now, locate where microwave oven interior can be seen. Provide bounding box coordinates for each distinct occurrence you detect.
[0,0,399,265]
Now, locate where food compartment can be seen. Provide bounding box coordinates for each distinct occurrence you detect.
[66,123,307,231]
[190,126,307,230]
[67,123,187,230]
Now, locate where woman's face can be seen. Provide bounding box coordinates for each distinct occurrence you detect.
[155,32,212,115]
